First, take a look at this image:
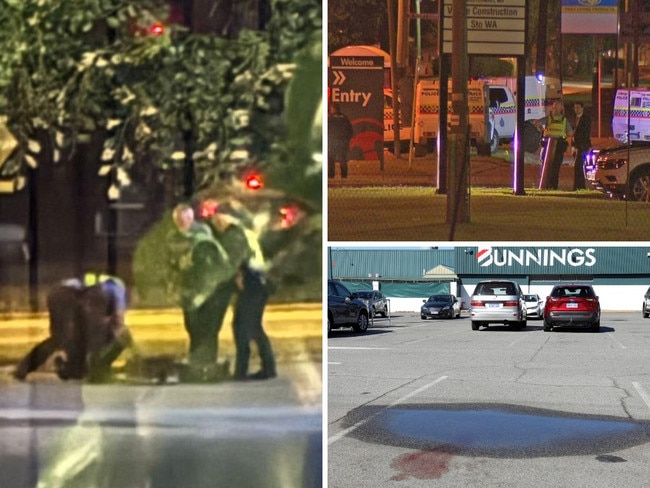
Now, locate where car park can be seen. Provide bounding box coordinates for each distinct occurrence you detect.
[470,280,527,330]
[584,142,650,201]
[327,280,370,335]
[523,294,543,319]
[421,294,461,319]
[643,286,650,318]
[352,290,388,318]
[543,284,600,332]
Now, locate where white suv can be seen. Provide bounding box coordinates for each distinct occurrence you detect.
[470,280,527,330]
[584,142,650,201]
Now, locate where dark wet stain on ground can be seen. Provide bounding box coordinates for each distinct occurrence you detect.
[343,403,650,458]
[390,450,453,481]
[596,454,627,463]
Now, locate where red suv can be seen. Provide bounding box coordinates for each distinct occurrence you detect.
[543,284,600,332]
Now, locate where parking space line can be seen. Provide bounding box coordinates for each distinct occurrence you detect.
[329,362,341,365]
[632,382,650,409]
[606,333,627,349]
[328,346,389,350]
[328,375,448,445]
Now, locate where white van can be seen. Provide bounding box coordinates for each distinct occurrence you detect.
[611,88,650,143]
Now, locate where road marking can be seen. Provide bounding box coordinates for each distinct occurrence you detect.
[328,375,448,445]
[632,382,650,409]
[328,346,389,350]
[605,333,627,349]
[329,362,341,365]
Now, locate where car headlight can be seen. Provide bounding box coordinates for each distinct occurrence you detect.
[597,158,626,170]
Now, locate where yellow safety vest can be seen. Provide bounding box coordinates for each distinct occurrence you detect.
[544,115,567,139]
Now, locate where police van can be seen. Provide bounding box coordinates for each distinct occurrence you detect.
[611,88,650,143]
[484,76,563,153]
[384,79,491,154]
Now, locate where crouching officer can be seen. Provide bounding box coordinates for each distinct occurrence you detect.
[14,273,135,383]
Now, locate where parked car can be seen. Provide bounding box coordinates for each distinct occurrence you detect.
[644,286,650,318]
[352,290,388,317]
[470,280,527,330]
[523,294,543,319]
[543,284,600,332]
[421,294,461,319]
[584,143,650,201]
[327,280,370,334]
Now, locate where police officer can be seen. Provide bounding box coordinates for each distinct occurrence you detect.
[169,203,235,381]
[207,200,276,380]
[14,273,135,382]
[328,102,354,179]
[535,101,574,190]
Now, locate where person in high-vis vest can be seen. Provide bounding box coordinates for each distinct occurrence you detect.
[14,273,135,382]
[534,101,574,189]
[169,203,235,381]
[207,199,277,380]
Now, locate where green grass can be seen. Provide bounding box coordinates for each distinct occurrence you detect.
[328,187,650,241]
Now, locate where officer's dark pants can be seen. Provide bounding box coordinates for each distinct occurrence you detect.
[233,270,276,379]
[573,147,588,190]
[183,281,236,367]
[15,284,129,381]
[328,146,349,178]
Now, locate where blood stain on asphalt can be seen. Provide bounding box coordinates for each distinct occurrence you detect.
[390,450,453,481]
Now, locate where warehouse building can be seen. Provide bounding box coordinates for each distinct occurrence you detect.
[329,246,650,312]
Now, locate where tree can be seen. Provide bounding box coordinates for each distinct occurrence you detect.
[0,0,321,307]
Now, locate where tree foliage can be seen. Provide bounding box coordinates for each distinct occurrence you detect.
[0,0,322,201]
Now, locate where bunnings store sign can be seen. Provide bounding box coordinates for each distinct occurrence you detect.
[457,246,650,276]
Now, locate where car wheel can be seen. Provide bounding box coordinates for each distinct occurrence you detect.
[327,316,331,335]
[381,305,388,317]
[353,312,369,333]
[543,319,552,332]
[471,321,480,331]
[628,167,650,201]
[591,320,600,333]
[520,317,527,328]
[644,307,649,319]
[421,315,427,320]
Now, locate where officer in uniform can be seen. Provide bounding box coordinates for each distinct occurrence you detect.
[14,273,135,382]
[169,203,235,381]
[205,200,276,380]
[535,101,574,190]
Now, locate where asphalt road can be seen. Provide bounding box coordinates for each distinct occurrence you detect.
[328,312,650,487]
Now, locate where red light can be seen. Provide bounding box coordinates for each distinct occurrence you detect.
[245,174,263,190]
[199,199,218,218]
[150,22,165,35]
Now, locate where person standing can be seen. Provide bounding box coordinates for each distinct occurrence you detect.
[168,203,235,381]
[572,101,591,190]
[207,201,276,380]
[328,102,353,179]
[14,273,135,383]
[534,101,574,189]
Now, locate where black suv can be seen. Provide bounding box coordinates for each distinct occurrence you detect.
[644,287,650,318]
[328,280,370,335]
